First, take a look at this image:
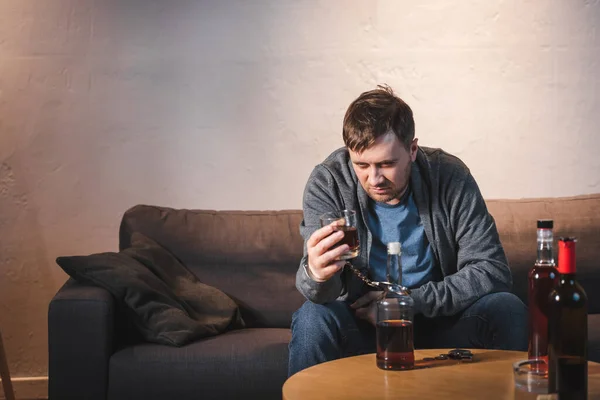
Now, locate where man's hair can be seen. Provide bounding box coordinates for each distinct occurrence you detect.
[342,84,415,152]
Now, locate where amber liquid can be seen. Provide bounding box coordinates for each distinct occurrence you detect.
[548,274,588,399]
[333,226,359,260]
[376,319,414,370]
[527,263,558,368]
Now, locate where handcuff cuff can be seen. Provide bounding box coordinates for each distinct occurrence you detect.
[304,261,411,294]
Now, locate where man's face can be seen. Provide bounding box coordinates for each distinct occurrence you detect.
[349,132,418,205]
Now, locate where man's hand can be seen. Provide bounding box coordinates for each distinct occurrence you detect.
[306,223,349,282]
[350,291,385,326]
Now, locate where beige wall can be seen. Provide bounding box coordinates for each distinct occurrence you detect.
[1,0,599,388]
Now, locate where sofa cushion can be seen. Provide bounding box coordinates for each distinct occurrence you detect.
[119,206,305,265]
[183,261,305,328]
[118,205,307,328]
[486,194,600,314]
[56,232,244,346]
[107,328,291,400]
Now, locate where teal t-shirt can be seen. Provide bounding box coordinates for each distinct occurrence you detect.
[365,189,437,288]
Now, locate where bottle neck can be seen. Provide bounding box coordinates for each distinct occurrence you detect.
[536,228,555,266]
[387,252,402,286]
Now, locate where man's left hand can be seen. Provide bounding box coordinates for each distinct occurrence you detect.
[350,291,385,326]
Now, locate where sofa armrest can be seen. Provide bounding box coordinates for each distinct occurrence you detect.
[48,279,115,400]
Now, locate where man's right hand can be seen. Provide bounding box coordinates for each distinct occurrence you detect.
[306,223,349,282]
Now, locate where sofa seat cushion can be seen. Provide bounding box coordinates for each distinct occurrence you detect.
[107,328,291,400]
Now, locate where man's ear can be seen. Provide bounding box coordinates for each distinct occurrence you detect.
[410,138,419,162]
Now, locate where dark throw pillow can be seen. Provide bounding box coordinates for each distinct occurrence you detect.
[56,232,244,346]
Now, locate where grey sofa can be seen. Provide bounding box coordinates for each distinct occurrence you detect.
[48,194,600,399]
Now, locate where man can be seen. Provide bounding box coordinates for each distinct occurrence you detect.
[288,85,527,376]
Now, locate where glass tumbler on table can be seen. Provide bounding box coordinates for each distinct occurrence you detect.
[513,359,549,395]
[319,210,360,260]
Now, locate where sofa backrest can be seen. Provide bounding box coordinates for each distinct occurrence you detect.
[119,205,306,329]
[487,193,600,314]
[119,193,600,330]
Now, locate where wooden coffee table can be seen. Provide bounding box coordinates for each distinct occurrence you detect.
[283,349,600,399]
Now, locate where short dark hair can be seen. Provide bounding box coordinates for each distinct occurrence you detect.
[342,84,415,152]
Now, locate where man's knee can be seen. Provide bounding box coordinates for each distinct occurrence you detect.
[463,292,527,331]
[470,292,527,350]
[291,301,351,333]
[479,292,527,319]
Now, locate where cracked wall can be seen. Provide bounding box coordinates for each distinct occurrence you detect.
[0,0,599,380]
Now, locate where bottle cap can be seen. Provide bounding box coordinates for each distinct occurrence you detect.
[537,219,553,229]
[558,237,577,274]
[387,242,401,255]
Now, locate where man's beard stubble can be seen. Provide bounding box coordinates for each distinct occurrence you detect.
[366,164,412,204]
[367,184,401,203]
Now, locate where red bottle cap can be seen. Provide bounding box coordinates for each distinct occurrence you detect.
[558,237,577,274]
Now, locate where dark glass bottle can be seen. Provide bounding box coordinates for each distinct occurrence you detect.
[548,237,588,399]
[527,220,558,367]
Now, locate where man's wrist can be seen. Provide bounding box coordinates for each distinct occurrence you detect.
[303,260,328,283]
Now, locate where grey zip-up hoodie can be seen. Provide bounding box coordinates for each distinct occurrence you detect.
[296,146,512,318]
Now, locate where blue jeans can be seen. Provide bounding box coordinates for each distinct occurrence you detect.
[288,292,527,376]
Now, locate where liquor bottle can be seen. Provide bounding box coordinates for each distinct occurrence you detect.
[527,219,558,366]
[548,237,588,399]
[376,242,414,370]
